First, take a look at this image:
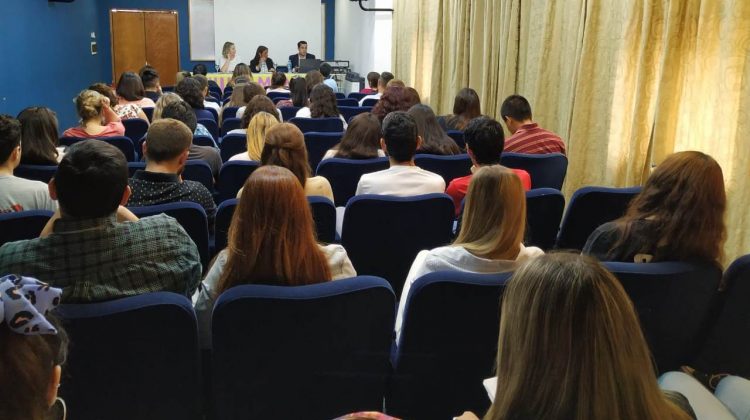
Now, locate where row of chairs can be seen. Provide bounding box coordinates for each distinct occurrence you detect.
[50,258,750,420]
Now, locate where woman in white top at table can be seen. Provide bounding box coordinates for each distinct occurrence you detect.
[219,41,238,73]
[295,84,348,129]
[395,165,544,340]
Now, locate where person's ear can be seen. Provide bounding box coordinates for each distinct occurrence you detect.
[466,145,476,163]
[178,149,190,166]
[46,364,61,407]
[416,135,423,150]
[380,138,387,154]
[49,178,58,200]
[120,185,131,206]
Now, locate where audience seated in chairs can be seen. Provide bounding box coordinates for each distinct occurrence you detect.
[194,165,355,347]
[229,63,251,88]
[266,71,288,93]
[116,71,156,109]
[276,77,308,109]
[355,111,444,196]
[175,77,213,122]
[295,84,348,129]
[126,118,216,232]
[88,83,149,123]
[233,95,282,136]
[408,104,461,155]
[139,65,162,102]
[228,111,278,161]
[371,85,421,122]
[322,112,384,161]
[17,106,64,165]
[0,140,202,302]
[445,117,531,215]
[0,115,56,213]
[455,253,696,420]
[0,275,68,420]
[359,71,394,106]
[62,89,125,139]
[583,151,725,269]
[192,74,221,116]
[396,165,543,338]
[222,83,258,121]
[500,94,566,155]
[438,87,481,131]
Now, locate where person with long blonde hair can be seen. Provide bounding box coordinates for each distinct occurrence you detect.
[395,165,543,338]
[456,253,695,420]
[194,165,355,347]
[228,111,278,161]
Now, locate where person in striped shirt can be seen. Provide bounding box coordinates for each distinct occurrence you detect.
[500,95,566,155]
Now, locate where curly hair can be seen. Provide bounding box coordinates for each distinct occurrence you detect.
[371,86,420,122]
[175,77,205,109]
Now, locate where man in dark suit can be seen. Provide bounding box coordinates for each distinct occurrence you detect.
[289,40,316,72]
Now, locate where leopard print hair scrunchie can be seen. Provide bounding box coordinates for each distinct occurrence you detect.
[0,274,61,335]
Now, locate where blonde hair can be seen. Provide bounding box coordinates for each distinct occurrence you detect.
[246,112,279,161]
[486,253,691,420]
[153,92,183,120]
[222,41,235,59]
[454,165,525,260]
[74,89,104,121]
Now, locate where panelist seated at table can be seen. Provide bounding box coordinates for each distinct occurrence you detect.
[289,40,316,72]
[250,45,275,73]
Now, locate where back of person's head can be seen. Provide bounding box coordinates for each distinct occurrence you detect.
[116,72,146,101]
[193,74,209,92]
[87,83,119,106]
[240,82,266,105]
[309,83,339,118]
[387,79,406,88]
[404,87,421,107]
[615,151,726,263]
[452,87,481,119]
[381,111,418,163]
[0,115,22,165]
[334,112,381,159]
[74,89,104,121]
[378,71,394,88]
[222,41,235,59]
[367,71,380,89]
[219,165,330,292]
[144,118,193,163]
[160,100,198,133]
[153,92,183,120]
[246,112,279,161]
[175,77,204,109]
[241,95,279,128]
[371,86,411,122]
[486,253,690,420]
[16,107,60,165]
[464,117,504,165]
[176,71,192,85]
[232,63,251,79]
[139,65,160,89]
[407,104,457,155]
[500,94,532,122]
[305,70,324,93]
[271,71,287,88]
[54,140,128,218]
[319,63,332,78]
[192,63,208,76]
[289,77,308,107]
[261,123,310,186]
[455,165,525,259]
[224,83,247,108]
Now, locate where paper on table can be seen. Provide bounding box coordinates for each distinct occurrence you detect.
[483,377,497,402]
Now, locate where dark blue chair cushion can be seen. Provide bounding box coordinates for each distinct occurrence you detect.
[289,117,344,133]
[500,152,568,190]
[414,153,472,185]
[315,157,390,207]
[217,161,260,202]
[15,164,57,183]
[304,131,343,171]
[525,188,565,250]
[0,210,54,247]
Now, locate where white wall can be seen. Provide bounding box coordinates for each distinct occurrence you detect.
[334,0,392,75]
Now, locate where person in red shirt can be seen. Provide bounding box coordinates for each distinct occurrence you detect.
[360,71,380,94]
[501,95,566,155]
[446,117,531,215]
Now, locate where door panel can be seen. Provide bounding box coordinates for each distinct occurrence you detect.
[110,10,146,83]
[145,11,180,87]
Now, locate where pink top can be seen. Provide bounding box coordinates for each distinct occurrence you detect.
[118,97,156,109]
[62,121,126,138]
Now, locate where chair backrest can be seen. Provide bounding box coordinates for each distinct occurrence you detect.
[14,164,57,183]
[193,134,216,147]
[334,92,346,99]
[219,133,248,162]
[122,118,149,143]
[289,117,344,133]
[222,106,239,121]
[267,91,291,100]
[280,106,301,121]
[128,202,210,269]
[198,118,219,141]
[162,85,175,92]
[60,136,137,162]
[213,198,237,256]
[389,271,512,420]
[209,85,222,98]
[446,130,465,150]
[348,92,367,100]
[0,210,54,247]
[342,193,455,295]
[56,292,202,420]
[414,153,472,185]
[127,161,146,177]
[362,98,379,107]
[194,108,215,122]
[339,106,371,123]
[205,106,220,122]
[525,188,565,250]
[183,160,215,192]
[271,97,287,105]
[315,157,390,206]
[603,261,722,373]
[217,160,260,202]
[304,131,343,171]
[337,98,359,107]
[220,117,242,137]
[556,186,642,250]
[212,276,395,420]
[693,254,750,378]
[500,152,568,189]
[141,107,154,122]
[308,196,336,243]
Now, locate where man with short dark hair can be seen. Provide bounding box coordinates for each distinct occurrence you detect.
[356,111,444,195]
[160,101,222,178]
[289,40,316,72]
[0,140,202,302]
[500,94,566,155]
[193,73,221,114]
[128,119,216,230]
[193,63,220,90]
[361,71,380,94]
[139,65,162,102]
[445,117,532,214]
[319,63,338,92]
[359,71,394,106]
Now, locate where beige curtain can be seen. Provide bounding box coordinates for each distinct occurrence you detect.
[392,0,750,263]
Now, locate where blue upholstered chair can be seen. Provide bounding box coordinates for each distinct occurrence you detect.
[219,133,247,162]
[337,98,359,107]
[304,131,343,171]
[525,188,565,250]
[60,136,136,162]
[0,210,54,247]
[211,277,395,420]
[141,107,154,122]
[194,108,214,122]
[315,157,390,207]
[341,193,455,296]
[56,292,202,420]
[127,161,146,177]
[122,118,149,144]
[182,160,215,192]
[308,196,337,244]
[335,92,346,99]
[212,198,237,256]
[267,91,291,100]
[217,161,260,202]
[348,92,368,101]
[289,117,344,133]
[414,153,472,185]
[500,152,568,190]
[220,117,242,137]
[221,107,239,121]
[446,130,465,150]
[556,186,642,250]
[280,106,301,121]
[362,98,379,107]
[14,164,57,183]
[339,106,371,123]
[204,106,220,122]
[388,271,512,420]
[198,118,219,141]
[193,134,216,147]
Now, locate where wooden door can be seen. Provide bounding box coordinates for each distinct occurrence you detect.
[111,10,146,83]
[145,11,180,87]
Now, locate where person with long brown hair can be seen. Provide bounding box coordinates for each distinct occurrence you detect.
[322,112,385,160]
[194,165,356,347]
[295,84,348,128]
[408,104,461,155]
[17,106,64,165]
[439,87,481,131]
[371,86,421,122]
[396,165,543,338]
[455,253,695,420]
[583,151,726,266]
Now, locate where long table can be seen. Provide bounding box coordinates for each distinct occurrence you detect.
[206,72,302,91]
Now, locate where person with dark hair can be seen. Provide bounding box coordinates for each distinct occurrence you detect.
[501,94,565,154]
[0,115,56,212]
[89,82,149,122]
[355,111,444,195]
[62,89,125,138]
[236,96,281,135]
[158,99,223,178]
[276,77,307,109]
[0,140,202,302]
[250,45,275,73]
[295,84,347,128]
[408,104,460,155]
[305,70,325,95]
[361,71,380,94]
[139,65,162,102]
[267,71,288,93]
[319,63,338,92]
[445,117,531,214]
[127,119,216,231]
[116,71,155,108]
[236,82,274,120]
[438,87,481,131]
[289,40,316,72]
[192,74,221,115]
[176,77,214,122]
[359,71,394,106]
[371,85,419,122]
[193,63,220,91]
[322,112,384,160]
[17,106,64,165]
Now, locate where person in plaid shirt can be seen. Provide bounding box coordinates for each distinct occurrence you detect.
[0,140,202,302]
